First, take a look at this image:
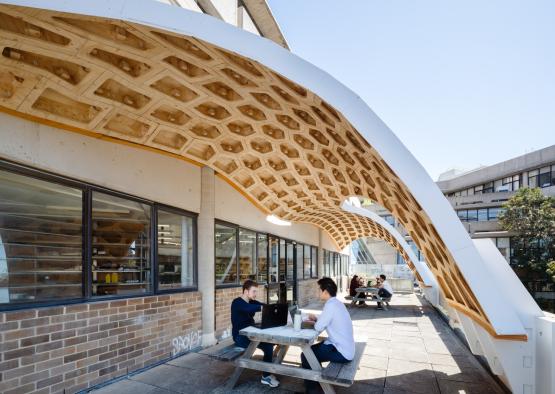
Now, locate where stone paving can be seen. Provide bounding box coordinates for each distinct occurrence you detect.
[90,293,507,394]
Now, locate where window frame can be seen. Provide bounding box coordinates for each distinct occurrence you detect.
[0,159,198,312]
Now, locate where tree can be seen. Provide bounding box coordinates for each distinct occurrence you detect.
[499,188,555,275]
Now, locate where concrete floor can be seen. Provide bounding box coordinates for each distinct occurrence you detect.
[90,293,506,394]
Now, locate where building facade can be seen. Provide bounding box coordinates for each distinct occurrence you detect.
[356,144,555,267]
[0,1,545,392]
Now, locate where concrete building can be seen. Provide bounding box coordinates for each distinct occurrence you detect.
[357,144,555,265]
[438,144,555,262]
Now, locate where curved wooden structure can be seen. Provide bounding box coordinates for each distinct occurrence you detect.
[0,0,535,356]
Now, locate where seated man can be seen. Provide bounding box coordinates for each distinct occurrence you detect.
[231,280,280,388]
[302,278,354,393]
[376,274,394,310]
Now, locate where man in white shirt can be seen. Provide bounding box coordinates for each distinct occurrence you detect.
[302,277,354,393]
[377,274,394,310]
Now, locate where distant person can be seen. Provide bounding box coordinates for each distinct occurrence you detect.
[302,278,354,393]
[349,274,365,305]
[376,274,393,310]
[231,280,280,388]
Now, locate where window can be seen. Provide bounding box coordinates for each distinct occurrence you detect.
[539,166,552,188]
[238,228,256,282]
[296,243,304,280]
[457,210,468,221]
[474,185,483,195]
[91,192,151,297]
[495,237,511,262]
[286,242,294,281]
[311,247,318,278]
[528,169,539,188]
[0,169,83,305]
[483,182,494,194]
[0,161,199,310]
[488,207,504,221]
[256,233,268,284]
[477,209,488,222]
[382,215,395,226]
[215,223,237,285]
[269,236,278,283]
[467,209,478,222]
[303,244,311,279]
[157,209,194,291]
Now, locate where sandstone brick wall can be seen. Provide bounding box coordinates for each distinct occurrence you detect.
[0,292,202,394]
[215,286,243,341]
[297,279,320,307]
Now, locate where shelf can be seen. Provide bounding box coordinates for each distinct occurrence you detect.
[92,256,146,260]
[0,227,81,238]
[93,282,147,286]
[8,270,82,274]
[1,256,81,261]
[93,269,143,273]
[2,284,82,289]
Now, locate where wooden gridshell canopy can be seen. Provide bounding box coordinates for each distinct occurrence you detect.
[0,2,519,339]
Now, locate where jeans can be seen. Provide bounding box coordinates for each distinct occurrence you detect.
[301,341,349,393]
[377,288,392,308]
[234,334,274,377]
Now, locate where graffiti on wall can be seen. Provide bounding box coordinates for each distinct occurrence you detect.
[171,329,202,356]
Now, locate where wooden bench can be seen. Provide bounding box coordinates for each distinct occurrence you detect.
[321,342,365,387]
[200,338,245,362]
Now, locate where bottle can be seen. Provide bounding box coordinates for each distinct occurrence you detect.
[294,308,302,331]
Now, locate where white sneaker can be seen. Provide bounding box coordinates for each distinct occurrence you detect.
[261,374,280,387]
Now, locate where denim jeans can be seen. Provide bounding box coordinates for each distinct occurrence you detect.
[301,341,349,393]
[377,288,392,308]
[234,334,274,377]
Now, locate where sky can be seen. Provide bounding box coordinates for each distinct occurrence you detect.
[267,0,555,181]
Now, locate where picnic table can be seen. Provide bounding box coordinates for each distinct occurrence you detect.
[348,287,392,310]
[225,325,344,394]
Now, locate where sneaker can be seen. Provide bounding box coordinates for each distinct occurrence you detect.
[261,374,280,387]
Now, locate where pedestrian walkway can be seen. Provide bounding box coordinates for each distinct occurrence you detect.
[90,293,506,394]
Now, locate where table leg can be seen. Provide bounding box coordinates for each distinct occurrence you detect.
[226,340,259,390]
[301,344,336,394]
[273,344,289,364]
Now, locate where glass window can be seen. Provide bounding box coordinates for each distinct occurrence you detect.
[467,209,478,221]
[488,207,500,221]
[311,247,318,278]
[494,179,502,192]
[268,285,279,303]
[528,169,539,188]
[239,228,256,282]
[467,187,474,196]
[256,233,268,284]
[286,283,294,306]
[286,242,294,281]
[474,185,483,195]
[92,192,151,297]
[296,243,304,280]
[539,166,551,188]
[157,209,194,290]
[215,223,237,285]
[552,165,555,186]
[457,210,467,221]
[0,170,83,305]
[478,209,488,222]
[303,244,311,279]
[279,239,286,282]
[483,182,493,194]
[269,236,278,283]
[496,237,511,262]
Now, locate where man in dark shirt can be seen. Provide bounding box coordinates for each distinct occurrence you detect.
[231,280,280,388]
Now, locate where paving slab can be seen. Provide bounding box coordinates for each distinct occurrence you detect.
[90,292,507,394]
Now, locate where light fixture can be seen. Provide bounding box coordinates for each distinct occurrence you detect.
[266,215,291,226]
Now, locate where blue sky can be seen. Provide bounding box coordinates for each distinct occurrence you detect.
[267,0,555,180]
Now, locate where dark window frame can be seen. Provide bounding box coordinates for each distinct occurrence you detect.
[0,159,198,312]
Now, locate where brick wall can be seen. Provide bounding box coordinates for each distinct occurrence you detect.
[215,286,243,341]
[297,279,320,307]
[0,292,202,394]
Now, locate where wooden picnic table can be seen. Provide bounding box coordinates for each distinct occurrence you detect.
[225,325,337,394]
[350,286,392,309]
